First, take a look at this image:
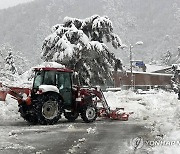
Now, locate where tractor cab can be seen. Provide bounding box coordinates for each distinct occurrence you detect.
[32,67,74,107]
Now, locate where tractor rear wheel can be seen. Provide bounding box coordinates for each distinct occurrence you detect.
[64,112,79,122]
[81,105,97,123]
[22,114,38,124]
[19,105,38,124]
[35,92,63,125]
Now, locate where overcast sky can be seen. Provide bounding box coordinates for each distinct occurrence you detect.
[0,0,34,10]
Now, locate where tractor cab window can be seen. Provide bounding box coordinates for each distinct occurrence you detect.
[56,72,72,106]
[56,72,71,90]
[43,71,56,85]
[33,71,43,89]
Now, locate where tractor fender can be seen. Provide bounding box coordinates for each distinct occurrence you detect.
[35,91,65,107]
[39,85,59,94]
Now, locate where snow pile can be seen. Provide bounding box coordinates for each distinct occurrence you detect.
[104,90,180,153]
[152,102,180,154]
[104,90,146,120]
[104,90,176,122]
[0,94,21,121]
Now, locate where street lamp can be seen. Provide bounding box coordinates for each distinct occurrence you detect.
[129,41,143,90]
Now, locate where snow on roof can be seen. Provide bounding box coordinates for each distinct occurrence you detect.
[33,62,73,73]
[126,70,172,76]
[145,64,170,73]
[172,64,180,70]
[34,62,65,69]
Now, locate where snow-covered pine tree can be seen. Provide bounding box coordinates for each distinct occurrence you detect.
[5,48,17,75]
[0,46,19,82]
[161,50,172,66]
[0,49,4,71]
[175,46,180,64]
[171,64,180,99]
[0,44,30,75]
[42,15,122,86]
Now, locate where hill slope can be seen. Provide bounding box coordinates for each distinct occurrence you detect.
[0,0,180,67]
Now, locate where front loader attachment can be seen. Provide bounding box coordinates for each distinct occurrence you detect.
[0,83,7,101]
[0,82,31,104]
[0,91,8,101]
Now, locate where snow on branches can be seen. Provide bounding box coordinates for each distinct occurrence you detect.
[42,15,122,61]
[171,64,180,94]
[5,49,17,74]
[42,15,123,86]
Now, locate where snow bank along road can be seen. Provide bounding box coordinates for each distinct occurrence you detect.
[0,90,180,154]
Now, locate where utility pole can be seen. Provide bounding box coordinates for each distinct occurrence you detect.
[130,44,133,90]
[129,41,143,90]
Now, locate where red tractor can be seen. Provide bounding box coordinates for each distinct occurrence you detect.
[0,66,131,125]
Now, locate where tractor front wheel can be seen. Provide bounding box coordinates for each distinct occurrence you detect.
[81,105,97,123]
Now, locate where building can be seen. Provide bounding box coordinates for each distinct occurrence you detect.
[113,65,173,90]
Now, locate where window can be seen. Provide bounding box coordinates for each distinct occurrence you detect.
[33,71,43,88]
[56,72,71,90]
[43,71,56,85]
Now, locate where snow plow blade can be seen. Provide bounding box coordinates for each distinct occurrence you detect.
[98,107,133,121]
[95,88,133,121]
[109,108,133,121]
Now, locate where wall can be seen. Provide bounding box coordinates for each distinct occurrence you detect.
[113,71,173,89]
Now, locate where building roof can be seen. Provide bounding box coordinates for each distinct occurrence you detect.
[145,64,171,73]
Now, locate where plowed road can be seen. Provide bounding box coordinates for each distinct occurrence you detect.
[0,118,152,154]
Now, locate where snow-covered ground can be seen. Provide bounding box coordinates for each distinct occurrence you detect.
[104,90,180,154]
[0,89,180,153]
[0,94,21,122]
